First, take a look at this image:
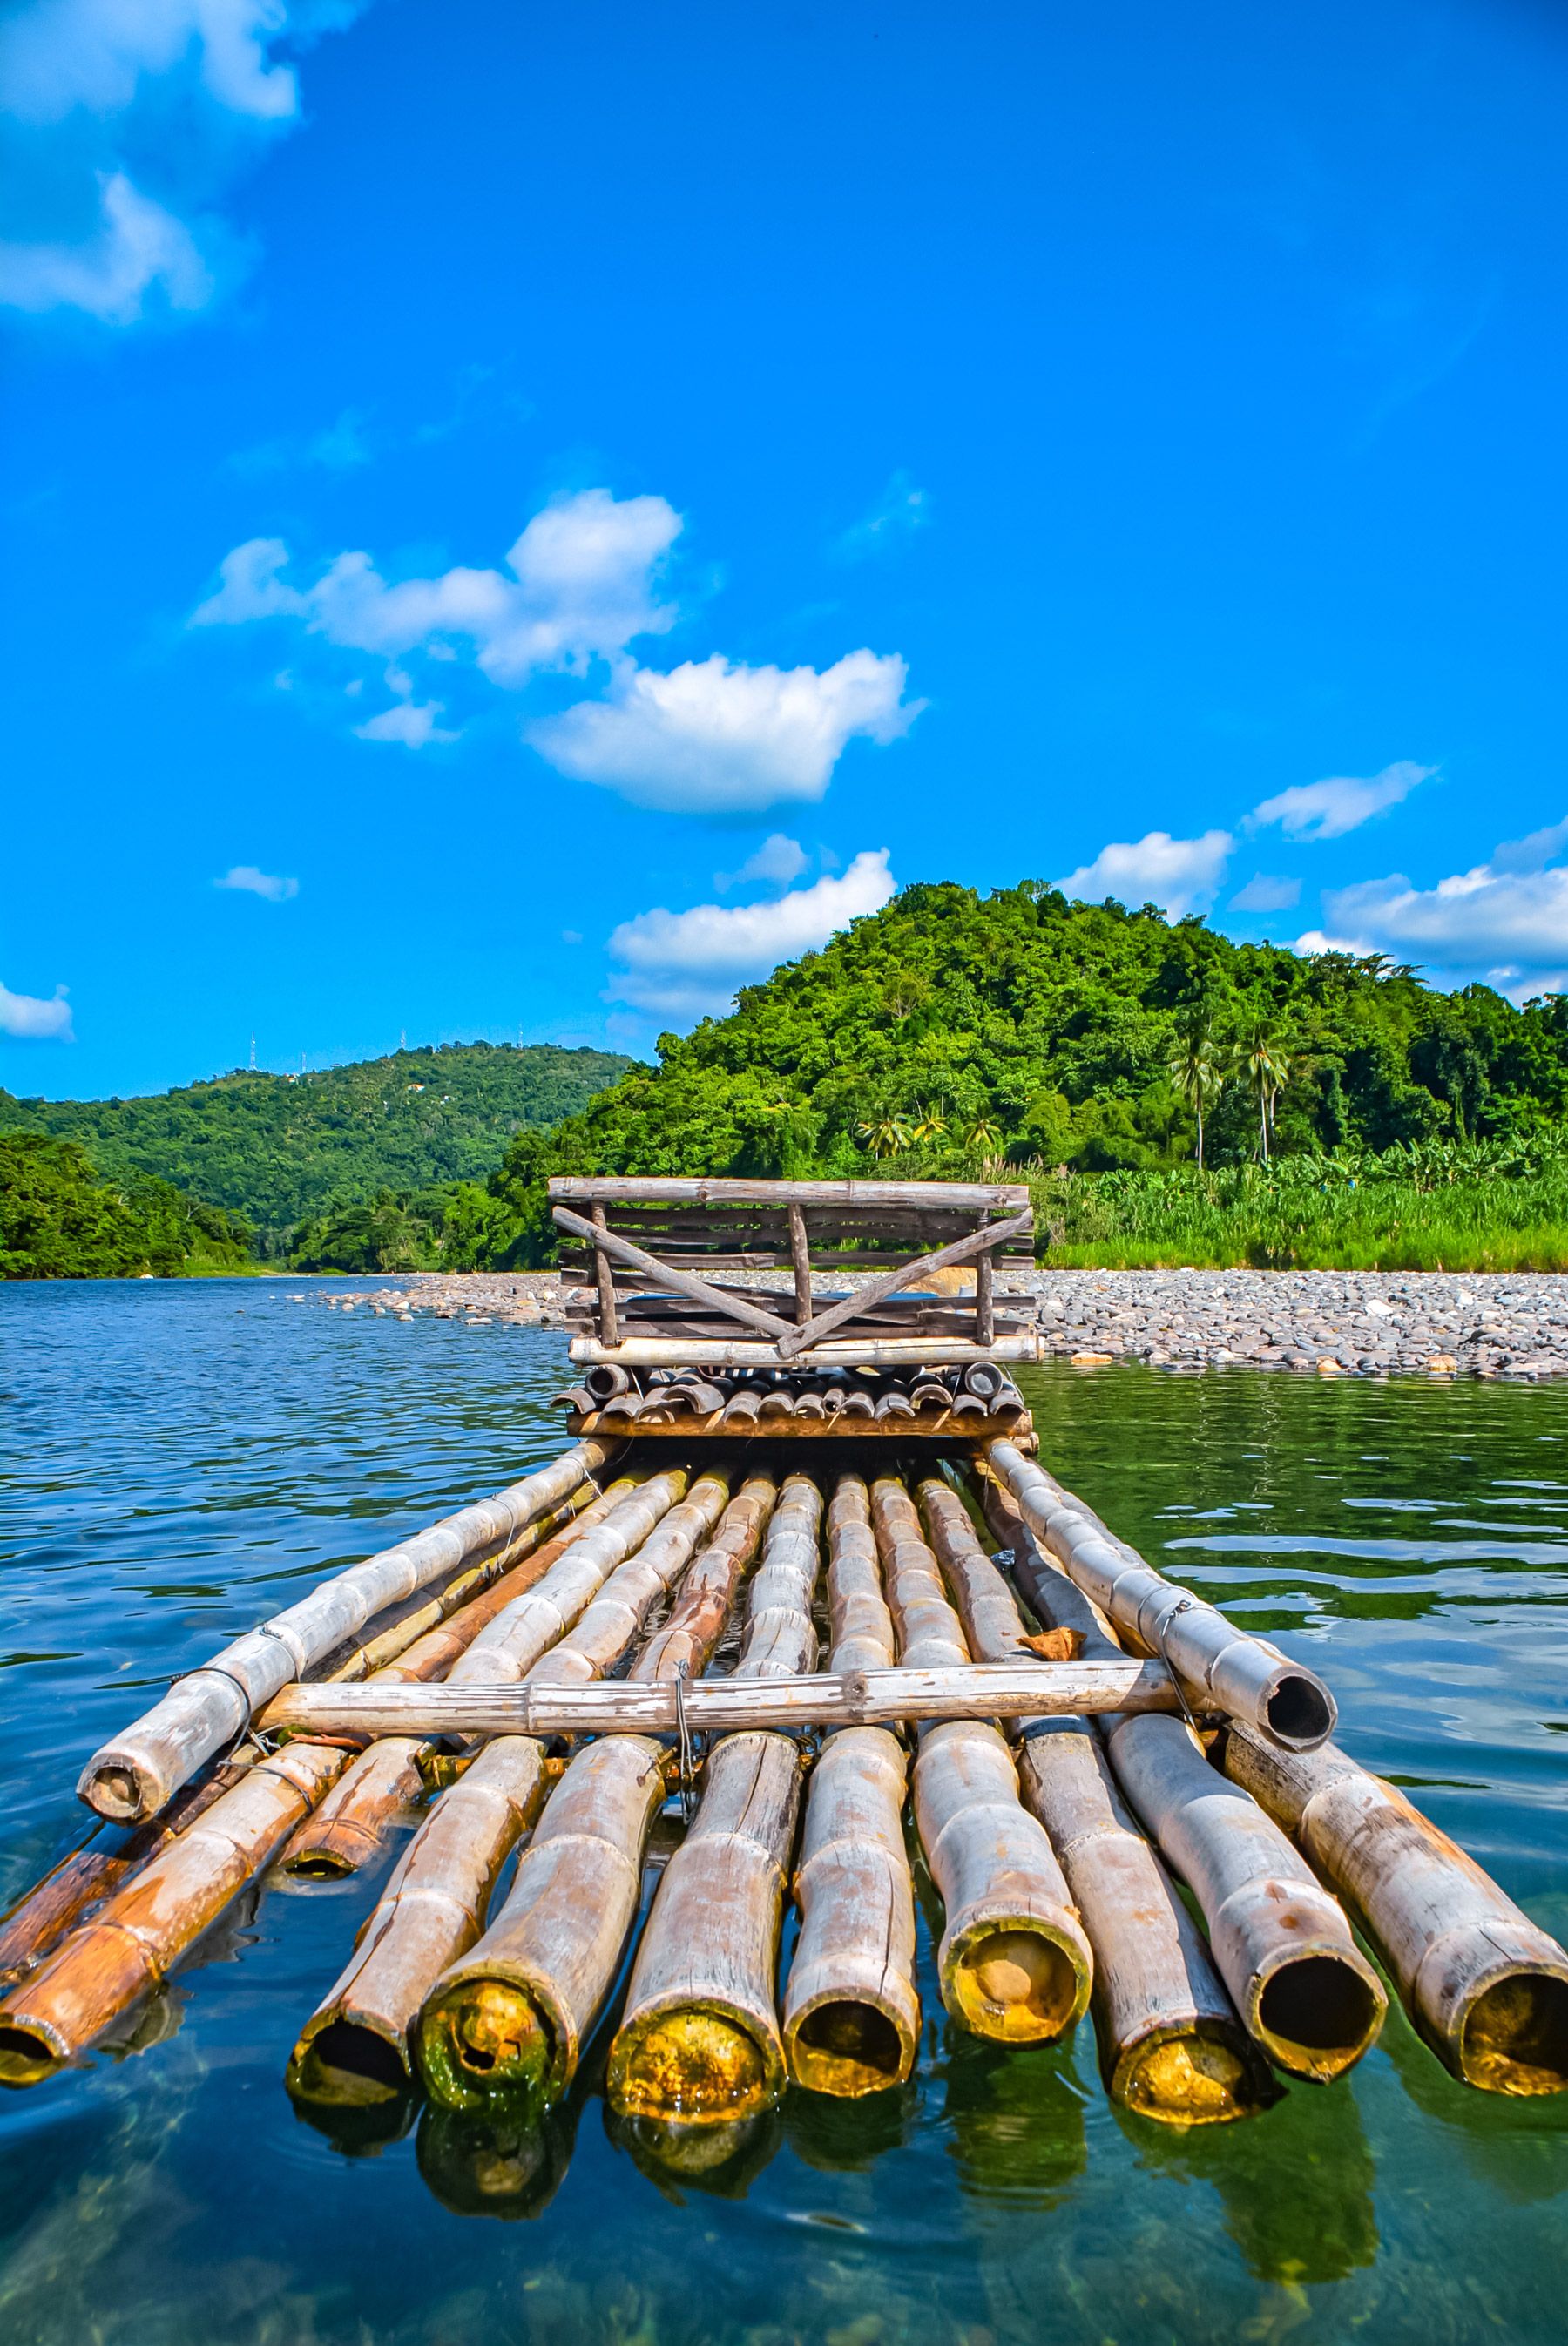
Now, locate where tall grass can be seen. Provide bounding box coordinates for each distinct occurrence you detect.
[1026,1140,1568,1273]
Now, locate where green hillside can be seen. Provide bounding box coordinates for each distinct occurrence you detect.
[0,1042,635,1250]
[0,1137,252,1280]
[473,881,1568,1272]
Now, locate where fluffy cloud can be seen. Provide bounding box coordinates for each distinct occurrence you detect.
[0,2,363,324]
[1317,860,1568,984]
[353,697,454,747]
[531,651,917,815]
[1249,760,1432,842]
[0,979,73,1039]
[193,490,681,687]
[608,849,896,1022]
[1056,829,1233,919]
[718,834,808,889]
[215,863,297,901]
[1229,871,1301,915]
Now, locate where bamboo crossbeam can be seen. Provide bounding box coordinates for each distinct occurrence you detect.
[606,1474,823,2126]
[552,1204,796,1342]
[777,1210,1035,1360]
[781,1474,919,2096]
[283,1475,645,1877]
[416,1476,780,2108]
[549,1177,1031,1211]
[1219,1727,1568,2095]
[873,1477,1092,2044]
[78,1439,618,1825]
[259,1656,1180,1741]
[987,1442,1335,1751]
[943,1475,1271,2124]
[570,1335,1044,1369]
[286,1470,724,2106]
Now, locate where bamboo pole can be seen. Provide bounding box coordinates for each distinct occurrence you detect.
[78,1440,617,1824]
[570,1335,1045,1369]
[938,1476,1271,2123]
[1218,1726,1568,2094]
[549,1175,1031,1211]
[284,1477,642,1878]
[0,1742,351,2086]
[416,1473,777,2108]
[987,1442,1335,1751]
[605,1473,822,2126]
[777,1209,1034,1360]
[287,1470,723,2106]
[0,1751,260,1986]
[983,1471,1386,2084]
[260,1658,1179,1741]
[781,1473,919,2096]
[873,1477,1092,2044]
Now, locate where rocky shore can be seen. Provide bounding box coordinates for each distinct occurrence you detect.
[294,1267,1568,1380]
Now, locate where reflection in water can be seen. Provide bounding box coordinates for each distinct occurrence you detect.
[941,2028,1088,2207]
[605,2101,783,2198]
[1127,2073,1379,2284]
[418,2087,578,2220]
[1377,2000,1568,2207]
[287,2077,416,2160]
[784,2076,919,2170]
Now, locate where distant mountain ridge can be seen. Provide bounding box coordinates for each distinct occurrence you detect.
[0,1042,637,1242]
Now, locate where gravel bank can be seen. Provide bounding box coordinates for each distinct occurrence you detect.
[294,1267,1568,1380]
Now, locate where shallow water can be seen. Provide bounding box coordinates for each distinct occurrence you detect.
[1,1279,1565,2346]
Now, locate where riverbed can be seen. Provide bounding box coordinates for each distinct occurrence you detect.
[1,1278,1565,2344]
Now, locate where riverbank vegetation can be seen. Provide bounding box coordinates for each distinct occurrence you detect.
[0,1137,253,1279]
[10,885,1568,1276]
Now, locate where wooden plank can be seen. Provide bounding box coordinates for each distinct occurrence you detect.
[778,1208,1034,1361]
[977,1247,995,1347]
[551,1206,796,1343]
[591,1200,619,1347]
[550,1177,1031,1211]
[570,1334,1044,1368]
[787,1201,812,1326]
[260,1657,1182,1741]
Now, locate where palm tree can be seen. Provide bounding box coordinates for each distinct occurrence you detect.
[857,1111,914,1159]
[1166,1027,1225,1172]
[1233,1024,1292,1162]
[963,1117,1003,1155]
[912,1105,948,1144]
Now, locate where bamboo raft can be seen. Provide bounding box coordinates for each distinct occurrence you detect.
[3,1177,1565,2153]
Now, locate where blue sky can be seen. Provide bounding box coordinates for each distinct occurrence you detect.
[5,0,1568,1099]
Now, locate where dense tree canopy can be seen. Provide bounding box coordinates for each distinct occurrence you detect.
[478,882,1568,1261]
[0,1137,252,1279]
[0,1042,633,1249]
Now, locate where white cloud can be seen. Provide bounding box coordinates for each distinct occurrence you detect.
[1491,815,1568,876]
[354,697,455,747]
[531,650,918,815]
[215,863,298,901]
[0,2,363,324]
[835,470,929,562]
[193,490,681,683]
[1320,861,1568,979]
[1229,871,1301,915]
[1248,760,1432,842]
[0,980,73,1040]
[717,834,808,889]
[608,848,896,1022]
[1056,829,1233,919]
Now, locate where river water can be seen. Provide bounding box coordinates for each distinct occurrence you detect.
[1,1279,1565,2345]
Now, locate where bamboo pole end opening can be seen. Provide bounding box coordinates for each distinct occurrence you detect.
[1111,2021,1277,2127]
[783,1995,916,2098]
[1455,1966,1568,2096]
[608,2002,782,2124]
[417,1978,555,2109]
[287,2016,413,2108]
[78,1761,152,1825]
[0,2017,66,2088]
[1248,1947,1388,2080]
[943,1918,1092,2045]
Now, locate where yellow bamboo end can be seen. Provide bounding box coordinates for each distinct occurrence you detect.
[608,2001,780,2124]
[417,1977,555,2107]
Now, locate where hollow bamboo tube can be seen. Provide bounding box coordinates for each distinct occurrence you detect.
[935,1477,1270,2124]
[78,1439,617,1824]
[781,1473,919,2096]
[983,1470,1385,2083]
[986,1442,1335,1752]
[287,1470,719,2106]
[1218,1726,1568,2095]
[571,1335,1044,1369]
[284,1477,641,1878]
[873,1477,1092,2045]
[416,1476,778,2107]
[0,1741,351,2086]
[606,1474,822,2126]
[0,1750,260,1986]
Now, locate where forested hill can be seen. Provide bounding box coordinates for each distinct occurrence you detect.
[484,881,1568,1257]
[0,1042,634,1242]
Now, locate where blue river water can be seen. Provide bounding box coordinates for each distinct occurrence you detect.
[0,1277,1565,2345]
